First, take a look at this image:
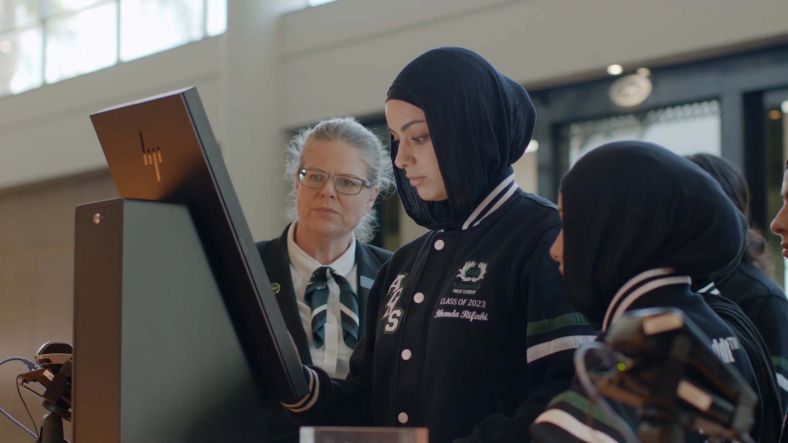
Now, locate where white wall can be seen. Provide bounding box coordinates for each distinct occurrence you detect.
[3,0,788,234]
[281,0,788,127]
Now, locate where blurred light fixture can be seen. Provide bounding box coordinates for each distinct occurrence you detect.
[769,109,782,120]
[526,139,540,153]
[607,64,624,76]
[636,67,651,77]
[781,100,788,114]
[609,74,653,108]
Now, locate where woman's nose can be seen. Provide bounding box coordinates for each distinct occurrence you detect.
[394,143,412,169]
[318,177,337,198]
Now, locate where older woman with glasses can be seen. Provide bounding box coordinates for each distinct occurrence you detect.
[256,117,395,443]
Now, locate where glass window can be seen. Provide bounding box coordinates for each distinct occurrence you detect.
[307,0,337,6]
[44,2,117,83]
[206,0,226,37]
[563,100,721,166]
[46,0,105,15]
[0,0,226,98]
[120,0,203,62]
[0,0,38,33]
[0,26,43,95]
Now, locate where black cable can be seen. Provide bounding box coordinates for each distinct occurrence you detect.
[574,341,639,443]
[0,357,39,439]
[17,375,40,441]
[21,380,45,398]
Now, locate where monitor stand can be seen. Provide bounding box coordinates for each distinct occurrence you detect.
[73,198,272,443]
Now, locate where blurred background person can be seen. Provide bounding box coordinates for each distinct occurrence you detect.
[688,153,788,414]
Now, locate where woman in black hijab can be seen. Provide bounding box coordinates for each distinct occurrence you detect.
[281,47,595,443]
[531,141,759,442]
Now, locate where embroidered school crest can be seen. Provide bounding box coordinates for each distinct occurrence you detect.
[457,261,487,283]
[382,273,407,334]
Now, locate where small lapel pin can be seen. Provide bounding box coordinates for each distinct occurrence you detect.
[271,282,281,295]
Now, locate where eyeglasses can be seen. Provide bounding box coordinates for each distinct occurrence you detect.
[297,167,372,195]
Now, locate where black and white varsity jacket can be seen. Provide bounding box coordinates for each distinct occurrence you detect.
[530,268,758,443]
[284,179,597,443]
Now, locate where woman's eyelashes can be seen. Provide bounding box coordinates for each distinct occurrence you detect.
[411,134,429,145]
[390,131,429,146]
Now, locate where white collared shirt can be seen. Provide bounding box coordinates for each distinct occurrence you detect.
[287,222,358,379]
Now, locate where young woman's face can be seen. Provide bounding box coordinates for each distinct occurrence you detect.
[385,99,448,201]
[549,193,565,276]
[295,139,379,241]
[771,169,788,258]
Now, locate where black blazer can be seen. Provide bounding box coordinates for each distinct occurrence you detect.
[256,224,392,366]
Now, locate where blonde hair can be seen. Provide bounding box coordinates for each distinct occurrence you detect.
[284,117,395,242]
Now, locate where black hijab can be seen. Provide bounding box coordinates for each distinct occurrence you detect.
[386,47,536,230]
[560,141,747,323]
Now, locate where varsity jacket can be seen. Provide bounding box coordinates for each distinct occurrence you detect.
[285,182,597,443]
[530,268,759,443]
[256,227,391,443]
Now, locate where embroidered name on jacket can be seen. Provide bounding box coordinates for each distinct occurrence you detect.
[382,274,407,334]
[435,260,490,322]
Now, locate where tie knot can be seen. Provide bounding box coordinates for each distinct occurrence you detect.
[309,266,332,285]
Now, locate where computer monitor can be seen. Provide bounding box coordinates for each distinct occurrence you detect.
[89,87,307,404]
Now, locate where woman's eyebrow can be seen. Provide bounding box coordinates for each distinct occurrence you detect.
[400,119,426,132]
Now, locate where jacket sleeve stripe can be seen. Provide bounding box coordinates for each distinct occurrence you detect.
[527,313,592,338]
[527,335,596,363]
[534,409,619,443]
[773,356,788,374]
[778,373,788,393]
[281,367,320,413]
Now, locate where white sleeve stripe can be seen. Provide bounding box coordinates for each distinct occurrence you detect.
[778,373,788,393]
[280,367,315,409]
[527,335,597,363]
[534,409,619,443]
[281,367,320,413]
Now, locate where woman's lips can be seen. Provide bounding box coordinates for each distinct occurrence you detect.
[407,176,425,187]
[313,207,339,215]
